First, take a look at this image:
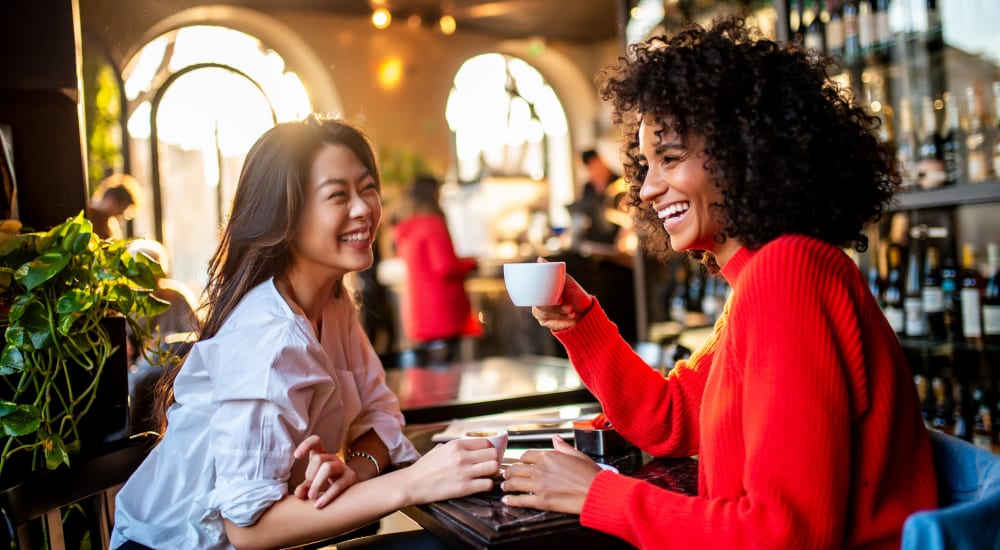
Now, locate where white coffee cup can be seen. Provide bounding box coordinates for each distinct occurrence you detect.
[503,261,566,306]
[461,428,509,471]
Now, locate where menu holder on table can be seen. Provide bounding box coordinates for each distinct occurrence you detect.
[430,403,604,443]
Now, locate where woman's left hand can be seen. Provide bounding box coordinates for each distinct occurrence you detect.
[500,434,602,514]
[292,435,360,509]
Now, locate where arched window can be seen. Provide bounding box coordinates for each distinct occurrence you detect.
[445,54,572,229]
[123,26,312,296]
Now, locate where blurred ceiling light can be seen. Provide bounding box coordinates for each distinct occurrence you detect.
[439,14,457,35]
[371,8,392,29]
[407,14,423,28]
[377,57,403,90]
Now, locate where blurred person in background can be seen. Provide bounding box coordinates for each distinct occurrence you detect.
[391,176,480,364]
[502,17,937,549]
[567,149,625,245]
[87,173,141,239]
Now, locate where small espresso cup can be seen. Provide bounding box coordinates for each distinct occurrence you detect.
[461,428,509,470]
[503,261,566,306]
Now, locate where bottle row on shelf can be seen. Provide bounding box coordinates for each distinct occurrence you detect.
[791,0,943,64]
[870,236,1000,453]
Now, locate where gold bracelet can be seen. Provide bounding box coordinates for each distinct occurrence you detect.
[346,450,381,476]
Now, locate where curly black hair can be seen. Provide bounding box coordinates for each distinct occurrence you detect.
[600,17,897,265]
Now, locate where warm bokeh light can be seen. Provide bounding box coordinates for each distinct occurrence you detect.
[407,14,423,28]
[439,14,457,35]
[377,57,404,90]
[371,8,392,29]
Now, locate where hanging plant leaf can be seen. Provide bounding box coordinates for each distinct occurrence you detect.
[56,288,94,315]
[15,301,53,350]
[0,345,25,374]
[57,311,78,336]
[1,404,41,436]
[40,430,69,470]
[7,293,33,323]
[0,401,15,417]
[17,250,71,291]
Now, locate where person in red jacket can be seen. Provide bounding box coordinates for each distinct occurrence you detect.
[392,176,479,363]
[501,17,938,549]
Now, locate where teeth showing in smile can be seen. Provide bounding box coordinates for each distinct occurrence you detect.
[340,231,370,242]
[657,202,690,219]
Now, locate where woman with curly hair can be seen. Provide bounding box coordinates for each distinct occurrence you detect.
[501,17,937,549]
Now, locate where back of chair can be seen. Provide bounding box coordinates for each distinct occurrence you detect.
[900,430,1000,549]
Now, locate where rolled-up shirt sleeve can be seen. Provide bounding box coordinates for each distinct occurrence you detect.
[345,310,419,464]
[199,324,327,526]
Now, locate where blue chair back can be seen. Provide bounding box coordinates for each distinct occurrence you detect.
[900,429,1000,549]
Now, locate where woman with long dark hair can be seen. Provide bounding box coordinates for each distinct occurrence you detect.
[111,117,498,550]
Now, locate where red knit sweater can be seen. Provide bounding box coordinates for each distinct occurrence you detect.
[556,235,938,549]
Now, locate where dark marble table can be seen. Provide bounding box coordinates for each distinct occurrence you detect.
[401,423,698,549]
[386,355,597,424]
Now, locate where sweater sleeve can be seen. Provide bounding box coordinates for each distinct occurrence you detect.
[579,243,857,549]
[554,302,715,457]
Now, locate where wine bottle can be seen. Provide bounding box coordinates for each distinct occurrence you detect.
[883,245,905,334]
[931,376,950,430]
[941,254,962,341]
[843,0,860,59]
[972,387,994,452]
[904,241,926,337]
[917,96,946,189]
[825,0,845,58]
[993,81,1000,179]
[982,243,1000,344]
[857,0,874,53]
[959,243,984,341]
[922,245,947,340]
[941,91,966,186]
[896,97,919,189]
[804,0,826,52]
[967,86,988,183]
[873,0,890,48]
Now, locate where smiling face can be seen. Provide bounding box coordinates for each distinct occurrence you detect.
[290,143,382,281]
[637,116,740,265]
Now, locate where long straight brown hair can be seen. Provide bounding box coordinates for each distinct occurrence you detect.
[155,115,382,429]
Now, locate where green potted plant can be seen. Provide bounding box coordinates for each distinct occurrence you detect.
[0,211,168,486]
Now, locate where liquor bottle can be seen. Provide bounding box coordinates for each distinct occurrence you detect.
[825,0,845,58]
[982,243,1000,344]
[867,263,882,302]
[804,0,826,52]
[904,241,926,337]
[941,254,962,340]
[917,96,946,189]
[941,91,966,186]
[959,243,984,341]
[883,245,905,334]
[842,0,860,59]
[857,0,874,53]
[993,81,1000,179]
[687,262,704,314]
[896,97,919,189]
[967,86,989,183]
[922,245,947,340]
[790,0,804,39]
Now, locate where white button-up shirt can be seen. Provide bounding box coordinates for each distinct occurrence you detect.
[111,279,418,549]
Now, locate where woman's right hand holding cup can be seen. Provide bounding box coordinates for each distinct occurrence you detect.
[531,260,595,332]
